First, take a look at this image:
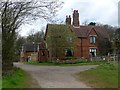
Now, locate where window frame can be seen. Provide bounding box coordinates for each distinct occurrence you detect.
[65,48,73,57]
[90,36,96,44]
[89,48,97,57]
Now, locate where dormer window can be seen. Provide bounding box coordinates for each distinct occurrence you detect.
[90,36,96,44]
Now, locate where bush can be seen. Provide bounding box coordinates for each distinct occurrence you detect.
[49,58,87,64]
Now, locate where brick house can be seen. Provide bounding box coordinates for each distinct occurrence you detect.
[20,42,48,62]
[45,10,109,61]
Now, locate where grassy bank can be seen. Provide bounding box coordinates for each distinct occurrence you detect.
[0,77,1,89]
[77,63,118,88]
[25,61,105,66]
[2,68,40,88]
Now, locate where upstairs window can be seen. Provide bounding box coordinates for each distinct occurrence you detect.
[67,37,72,43]
[90,36,96,44]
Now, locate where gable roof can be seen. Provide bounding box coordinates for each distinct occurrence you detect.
[70,25,109,38]
[23,43,38,52]
[44,24,69,40]
[94,26,109,39]
[45,24,109,40]
[23,42,47,52]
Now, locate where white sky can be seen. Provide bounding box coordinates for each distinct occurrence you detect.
[19,0,119,36]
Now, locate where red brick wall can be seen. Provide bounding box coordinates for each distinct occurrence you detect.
[74,28,98,58]
[73,10,79,26]
[88,28,98,54]
[38,50,48,62]
[74,39,81,57]
[24,52,34,56]
[20,52,38,62]
[82,38,89,58]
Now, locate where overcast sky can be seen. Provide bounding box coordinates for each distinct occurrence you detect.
[19,0,119,36]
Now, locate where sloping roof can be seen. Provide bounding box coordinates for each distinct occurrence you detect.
[23,43,38,52]
[70,26,91,37]
[45,24,109,39]
[44,24,70,40]
[23,42,47,52]
[94,26,109,38]
[70,25,109,38]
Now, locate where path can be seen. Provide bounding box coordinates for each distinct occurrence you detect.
[14,62,98,88]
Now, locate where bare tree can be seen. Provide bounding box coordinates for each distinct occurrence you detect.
[82,20,88,26]
[0,0,63,75]
[26,30,44,43]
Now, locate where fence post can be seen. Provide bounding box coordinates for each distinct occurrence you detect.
[107,52,110,64]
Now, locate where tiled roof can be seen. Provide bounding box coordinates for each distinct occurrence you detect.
[94,26,109,38]
[70,25,109,38]
[45,24,109,39]
[23,42,47,52]
[70,26,91,37]
[44,24,68,40]
[23,43,38,52]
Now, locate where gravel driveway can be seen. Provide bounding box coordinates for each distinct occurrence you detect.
[14,62,98,88]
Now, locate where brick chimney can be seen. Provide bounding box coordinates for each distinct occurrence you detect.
[73,10,80,26]
[66,15,71,25]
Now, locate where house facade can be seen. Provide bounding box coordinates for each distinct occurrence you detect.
[45,10,110,61]
[20,42,48,62]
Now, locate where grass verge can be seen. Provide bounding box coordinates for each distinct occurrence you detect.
[0,77,1,89]
[25,61,105,66]
[2,68,40,88]
[77,63,118,88]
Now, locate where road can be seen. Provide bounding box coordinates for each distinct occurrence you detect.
[14,62,98,88]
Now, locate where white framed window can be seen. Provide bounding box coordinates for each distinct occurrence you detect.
[89,48,97,57]
[90,36,96,44]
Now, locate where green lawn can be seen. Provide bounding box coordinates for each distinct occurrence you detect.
[77,63,118,88]
[25,61,106,66]
[2,68,39,88]
[0,77,2,89]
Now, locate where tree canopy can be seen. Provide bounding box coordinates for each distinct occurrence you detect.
[0,0,63,75]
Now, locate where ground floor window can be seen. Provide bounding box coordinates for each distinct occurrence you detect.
[65,48,73,57]
[89,48,97,57]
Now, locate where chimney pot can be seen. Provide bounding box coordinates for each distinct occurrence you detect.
[73,10,80,26]
[66,15,71,25]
